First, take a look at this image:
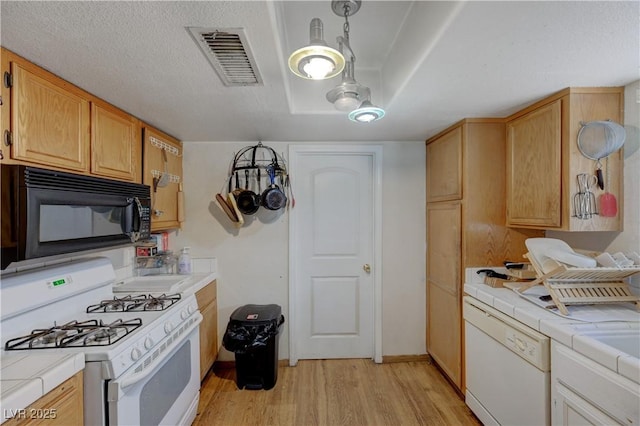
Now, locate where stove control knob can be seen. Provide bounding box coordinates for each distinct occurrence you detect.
[131,347,142,361]
[164,322,174,334]
[187,305,196,315]
[181,310,189,320]
[144,337,154,350]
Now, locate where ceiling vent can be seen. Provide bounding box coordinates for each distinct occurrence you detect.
[188,27,263,86]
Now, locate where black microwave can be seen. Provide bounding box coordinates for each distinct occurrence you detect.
[1,165,151,270]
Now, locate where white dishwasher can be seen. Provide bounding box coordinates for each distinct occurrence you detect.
[463,296,551,426]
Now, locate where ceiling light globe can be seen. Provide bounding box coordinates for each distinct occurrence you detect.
[348,100,385,123]
[355,112,377,122]
[333,93,360,111]
[288,47,345,80]
[302,56,336,80]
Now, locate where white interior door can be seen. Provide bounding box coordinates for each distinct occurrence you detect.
[289,145,382,364]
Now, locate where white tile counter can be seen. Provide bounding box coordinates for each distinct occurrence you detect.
[113,257,218,295]
[464,267,640,384]
[0,352,84,423]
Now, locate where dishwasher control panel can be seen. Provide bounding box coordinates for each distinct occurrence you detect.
[504,329,543,366]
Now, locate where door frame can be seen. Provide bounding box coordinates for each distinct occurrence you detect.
[288,144,383,366]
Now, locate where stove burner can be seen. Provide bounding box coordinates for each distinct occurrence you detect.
[4,318,143,350]
[86,293,181,313]
[40,329,71,345]
[91,327,118,342]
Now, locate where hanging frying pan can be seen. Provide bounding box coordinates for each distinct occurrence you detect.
[261,166,287,210]
[236,169,261,215]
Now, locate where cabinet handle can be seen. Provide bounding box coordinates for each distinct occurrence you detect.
[3,72,12,88]
[363,264,371,273]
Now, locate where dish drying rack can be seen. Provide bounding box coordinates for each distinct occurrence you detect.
[518,254,640,315]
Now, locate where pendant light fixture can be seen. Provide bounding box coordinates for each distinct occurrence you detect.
[289,0,385,121]
[326,60,369,111]
[288,18,345,80]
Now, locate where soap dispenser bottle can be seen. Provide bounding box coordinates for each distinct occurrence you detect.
[177,247,192,275]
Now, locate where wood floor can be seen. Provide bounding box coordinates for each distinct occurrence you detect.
[194,359,481,426]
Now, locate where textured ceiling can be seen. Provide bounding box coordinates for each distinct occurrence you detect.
[1,1,638,143]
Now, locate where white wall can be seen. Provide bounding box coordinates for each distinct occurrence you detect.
[173,141,427,361]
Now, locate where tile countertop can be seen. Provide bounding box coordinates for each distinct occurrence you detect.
[0,352,85,423]
[464,267,640,384]
[113,257,218,295]
[153,256,218,295]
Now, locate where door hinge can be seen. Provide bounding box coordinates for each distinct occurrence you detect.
[3,72,12,88]
[4,130,12,146]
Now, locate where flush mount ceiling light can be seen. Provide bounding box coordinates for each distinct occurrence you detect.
[288,18,345,80]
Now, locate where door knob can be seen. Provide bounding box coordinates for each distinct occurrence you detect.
[363,264,371,273]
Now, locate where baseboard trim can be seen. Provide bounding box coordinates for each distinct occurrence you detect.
[382,354,431,363]
[215,356,431,369]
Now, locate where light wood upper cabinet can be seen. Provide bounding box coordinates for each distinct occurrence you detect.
[143,126,183,231]
[507,100,562,227]
[91,102,141,182]
[1,48,144,183]
[196,280,218,381]
[506,88,624,231]
[426,126,462,202]
[7,60,90,172]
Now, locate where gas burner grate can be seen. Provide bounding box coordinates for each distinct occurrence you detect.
[86,293,181,313]
[4,318,143,350]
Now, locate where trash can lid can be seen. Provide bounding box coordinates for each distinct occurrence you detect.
[230,304,282,324]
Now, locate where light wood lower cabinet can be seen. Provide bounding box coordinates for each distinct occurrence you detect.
[426,201,462,386]
[3,372,83,426]
[196,280,218,381]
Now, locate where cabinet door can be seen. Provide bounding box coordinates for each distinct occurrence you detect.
[553,382,619,426]
[91,102,141,182]
[10,62,90,172]
[2,372,83,426]
[143,127,183,231]
[196,281,218,381]
[506,100,562,227]
[426,201,462,389]
[426,126,463,202]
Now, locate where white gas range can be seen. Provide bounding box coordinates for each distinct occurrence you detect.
[0,257,202,426]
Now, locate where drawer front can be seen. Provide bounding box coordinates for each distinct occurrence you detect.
[196,280,216,308]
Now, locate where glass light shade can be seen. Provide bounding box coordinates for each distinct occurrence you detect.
[288,18,345,80]
[348,100,385,123]
[333,92,360,111]
[288,46,345,80]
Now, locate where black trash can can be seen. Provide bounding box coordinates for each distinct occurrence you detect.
[222,304,285,390]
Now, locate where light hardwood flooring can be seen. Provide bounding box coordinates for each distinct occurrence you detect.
[194,359,481,426]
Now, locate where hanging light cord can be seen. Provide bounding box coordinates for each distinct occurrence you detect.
[342,4,354,61]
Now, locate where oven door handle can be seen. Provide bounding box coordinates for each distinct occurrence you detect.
[109,313,202,398]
